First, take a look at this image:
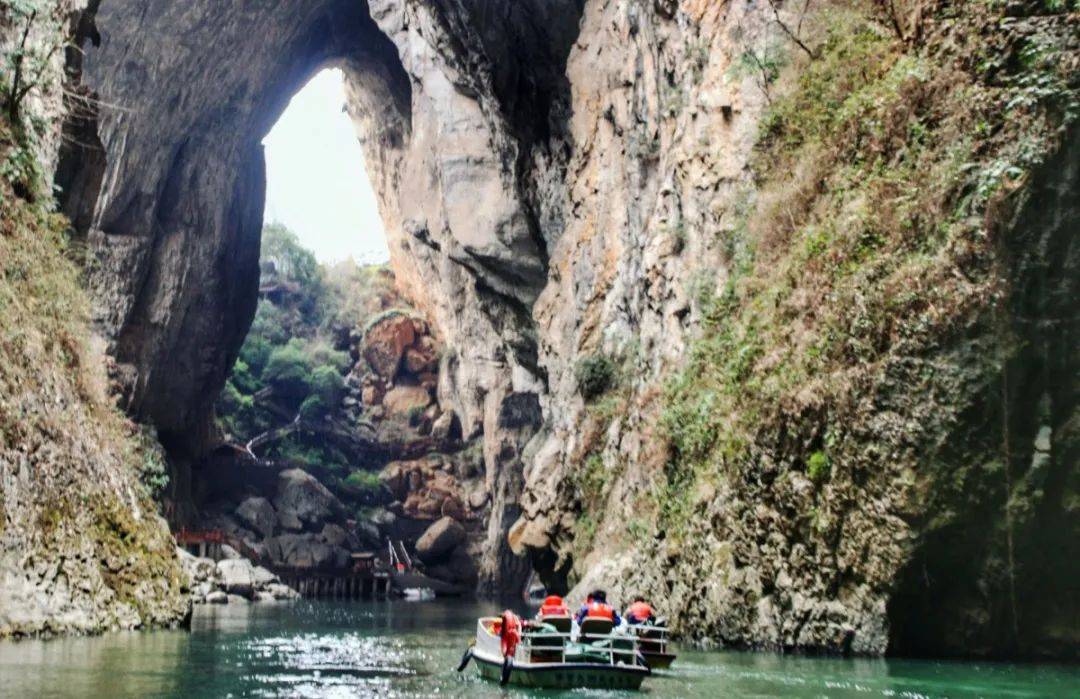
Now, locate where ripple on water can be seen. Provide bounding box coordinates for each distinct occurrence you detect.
[2,602,1077,699]
[235,632,417,696]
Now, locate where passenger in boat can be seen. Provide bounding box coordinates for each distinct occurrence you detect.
[572,592,593,620]
[624,596,656,625]
[538,594,570,618]
[498,609,523,658]
[575,589,622,626]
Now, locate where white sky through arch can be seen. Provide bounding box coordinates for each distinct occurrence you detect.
[263,68,389,265]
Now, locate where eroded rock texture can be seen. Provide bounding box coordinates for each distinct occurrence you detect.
[61,0,581,594]
[52,0,1078,657]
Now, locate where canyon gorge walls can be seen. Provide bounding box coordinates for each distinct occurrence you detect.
[4,0,1074,655]
[1,0,189,637]
[59,0,583,594]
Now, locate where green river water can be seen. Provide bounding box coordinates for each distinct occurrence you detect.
[0,600,1075,698]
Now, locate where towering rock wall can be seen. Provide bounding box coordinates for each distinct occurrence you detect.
[1,0,188,638]
[48,0,1077,656]
[511,0,1079,659]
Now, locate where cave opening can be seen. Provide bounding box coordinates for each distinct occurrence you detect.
[262,67,388,267]
[195,53,479,585]
[204,63,403,503]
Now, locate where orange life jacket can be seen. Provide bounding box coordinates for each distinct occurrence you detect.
[499,610,522,658]
[585,601,615,621]
[540,595,569,617]
[626,601,654,621]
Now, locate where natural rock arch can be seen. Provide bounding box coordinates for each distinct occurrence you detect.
[57,0,584,593]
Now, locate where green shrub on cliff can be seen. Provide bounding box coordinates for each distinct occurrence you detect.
[238,336,273,377]
[1,0,65,131]
[135,426,170,500]
[261,222,324,316]
[576,354,616,401]
[263,339,316,397]
[807,451,831,484]
[344,469,382,493]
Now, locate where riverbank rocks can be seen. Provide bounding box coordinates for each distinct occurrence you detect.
[427,547,479,587]
[380,458,468,522]
[179,548,299,604]
[321,523,350,548]
[217,559,255,597]
[236,497,276,539]
[264,533,349,571]
[416,517,466,563]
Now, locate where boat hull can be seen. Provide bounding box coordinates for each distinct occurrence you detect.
[473,654,648,690]
[642,651,676,669]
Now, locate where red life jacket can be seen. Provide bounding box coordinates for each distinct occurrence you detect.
[626,601,654,621]
[499,610,522,658]
[540,595,569,617]
[585,601,615,621]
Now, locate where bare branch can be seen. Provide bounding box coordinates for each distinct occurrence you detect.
[883,0,907,41]
[7,9,38,122]
[766,0,816,59]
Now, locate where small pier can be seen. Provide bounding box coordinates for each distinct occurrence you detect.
[175,529,392,600]
[277,570,392,599]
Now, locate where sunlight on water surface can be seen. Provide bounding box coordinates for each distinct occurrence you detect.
[0,601,1075,698]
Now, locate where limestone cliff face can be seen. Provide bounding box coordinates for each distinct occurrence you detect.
[510,0,1079,660]
[61,0,578,594]
[1,0,188,638]
[52,0,1078,657]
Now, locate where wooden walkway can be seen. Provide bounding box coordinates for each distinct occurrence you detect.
[175,528,392,600]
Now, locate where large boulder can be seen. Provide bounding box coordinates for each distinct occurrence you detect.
[403,344,436,374]
[274,468,344,530]
[219,544,242,560]
[321,523,349,548]
[415,517,466,563]
[252,566,277,587]
[382,384,432,415]
[428,546,479,587]
[379,458,467,521]
[278,509,303,532]
[236,497,277,539]
[217,558,256,598]
[266,533,348,571]
[363,314,416,378]
[354,519,382,548]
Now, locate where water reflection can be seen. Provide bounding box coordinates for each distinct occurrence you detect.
[0,627,188,697]
[0,601,1076,698]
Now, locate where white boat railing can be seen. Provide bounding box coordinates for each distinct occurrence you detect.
[626,622,671,654]
[475,617,647,668]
